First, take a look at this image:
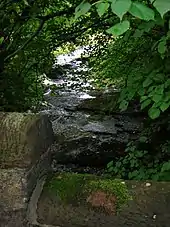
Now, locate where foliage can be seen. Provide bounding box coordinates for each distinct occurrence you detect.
[1,0,107,111]
[88,33,154,90]
[75,0,170,120]
[107,139,170,181]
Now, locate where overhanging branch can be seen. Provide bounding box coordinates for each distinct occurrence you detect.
[37,7,75,21]
[5,20,45,62]
[4,6,76,62]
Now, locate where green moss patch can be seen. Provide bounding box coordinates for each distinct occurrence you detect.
[85,178,131,211]
[45,173,132,213]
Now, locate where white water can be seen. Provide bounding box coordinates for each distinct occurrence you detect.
[43,46,95,96]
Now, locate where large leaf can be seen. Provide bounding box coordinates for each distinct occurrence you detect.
[154,0,170,18]
[160,102,170,112]
[148,107,160,119]
[158,39,167,54]
[96,2,109,17]
[111,0,132,20]
[138,87,145,96]
[129,2,155,21]
[161,161,170,172]
[133,29,144,38]
[119,100,129,111]
[140,96,148,102]
[138,21,155,32]
[143,77,152,87]
[155,85,164,95]
[152,94,163,103]
[75,1,91,19]
[23,0,29,5]
[106,20,130,36]
[141,99,151,110]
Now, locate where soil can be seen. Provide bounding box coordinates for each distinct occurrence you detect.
[37,180,170,227]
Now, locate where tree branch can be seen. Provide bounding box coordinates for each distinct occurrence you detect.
[36,7,75,21]
[4,6,76,62]
[4,20,45,62]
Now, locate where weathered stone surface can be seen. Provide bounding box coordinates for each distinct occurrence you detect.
[0,209,29,227]
[82,120,117,134]
[43,88,144,168]
[0,111,54,222]
[37,173,170,227]
[0,112,54,168]
[0,147,52,211]
[0,168,28,211]
[51,114,143,167]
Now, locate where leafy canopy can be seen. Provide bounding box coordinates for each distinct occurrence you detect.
[75,0,170,120]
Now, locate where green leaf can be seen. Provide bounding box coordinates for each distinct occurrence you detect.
[152,94,163,103]
[148,86,155,92]
[133,29,144,37]
[139,21,155,32]
[119,99,129,111]
[138,87,145,96]
[106,20,130,36]
[164,93,170,102]
[75,1,91,19]
[155,85,164,95]
[0,37,4,44]
[23,0,29,6]
[128,170,139,179]
[129,2,155,21]
[152,101,162,108]
[141,99,151,110]
[160,102,170,112]
[148,107,160,119]
[143,77,152,87]
[158,39,167,54]
[107,160,114,168]
[140,96,148,102]
[119,89,127,101]
[123,30,132,41]
[161,161,170,172]
[153,0,170,18]
[127,89,136,99]
[164,79,170,88]
[139,136,147,143]
[111,0,132,20]
[96,2,109,17]
[153,73,165,82]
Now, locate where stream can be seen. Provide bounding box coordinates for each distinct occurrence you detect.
[41,47,144,175]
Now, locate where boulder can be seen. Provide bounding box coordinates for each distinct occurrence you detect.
[0,112,54,215]
[51,114,143,167]
[44,89,145,168]
[0,112,54,168]
[37,173,170,227]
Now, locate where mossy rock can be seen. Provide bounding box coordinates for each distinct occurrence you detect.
[37,174,170,227]
[45,173,130,212]
[77,92,119,114]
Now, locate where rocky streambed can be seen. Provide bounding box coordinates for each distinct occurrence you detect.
[41,47,145,174]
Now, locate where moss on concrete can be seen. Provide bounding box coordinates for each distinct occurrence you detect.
[85,178,131,211]
[45,173,131,212]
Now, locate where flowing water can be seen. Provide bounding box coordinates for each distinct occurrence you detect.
[41,47,144,175]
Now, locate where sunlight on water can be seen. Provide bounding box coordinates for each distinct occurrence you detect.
[56,46,89,65]
[79,93,95,99]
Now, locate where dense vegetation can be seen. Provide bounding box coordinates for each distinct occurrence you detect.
[1,0,170,180]
[0,0,106,111]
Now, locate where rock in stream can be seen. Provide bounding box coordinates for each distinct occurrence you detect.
[41,47,145,171]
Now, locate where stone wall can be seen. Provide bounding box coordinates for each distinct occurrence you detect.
[0,112,54,226]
